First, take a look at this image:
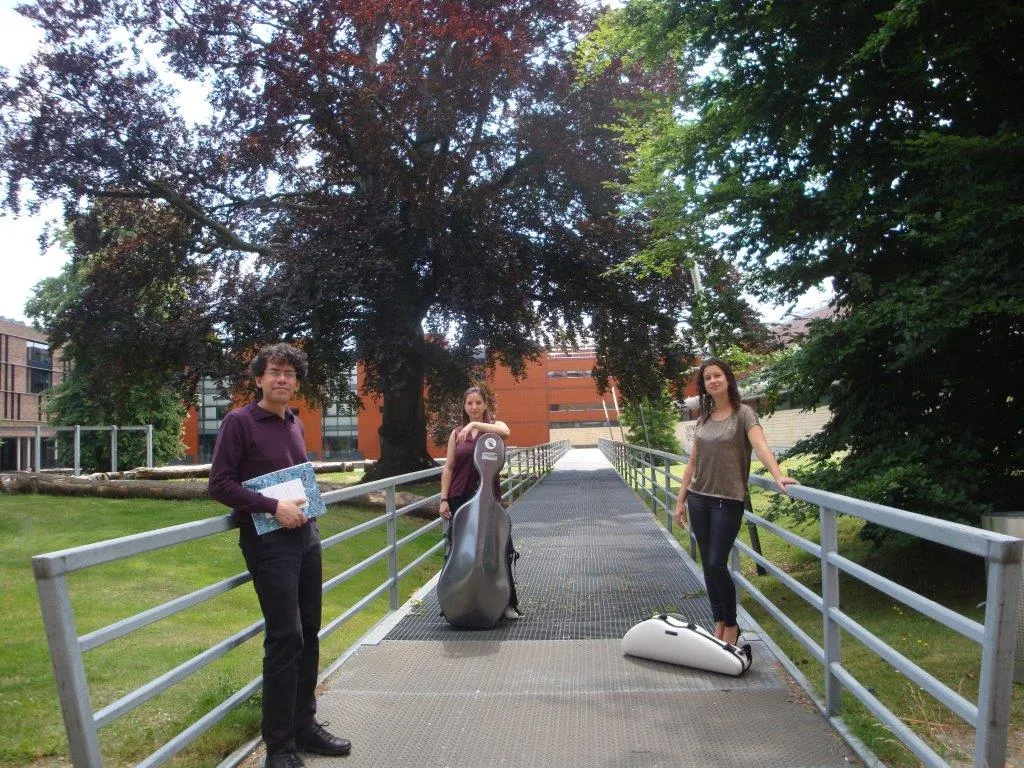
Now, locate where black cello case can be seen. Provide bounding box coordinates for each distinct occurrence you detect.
[437,434,511,629]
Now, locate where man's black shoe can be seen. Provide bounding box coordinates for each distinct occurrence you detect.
[264,749,305,768]
[295,721,352,757]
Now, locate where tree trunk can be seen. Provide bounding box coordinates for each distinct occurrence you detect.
[0,473,210,500]
[132,465,212,480]
[362,326,437,481]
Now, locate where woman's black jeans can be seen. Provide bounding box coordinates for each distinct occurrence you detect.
[686,491,744,627]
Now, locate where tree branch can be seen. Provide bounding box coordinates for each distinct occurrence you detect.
[145,179,279,255]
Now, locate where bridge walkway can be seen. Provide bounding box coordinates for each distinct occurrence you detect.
[306,449,859,767]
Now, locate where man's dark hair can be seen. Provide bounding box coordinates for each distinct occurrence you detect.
[249,342,309,381]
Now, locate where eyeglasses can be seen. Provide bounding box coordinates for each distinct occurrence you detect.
[264,368,298,381]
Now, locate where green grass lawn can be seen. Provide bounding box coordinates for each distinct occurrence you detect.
[653,458,1024,767]
[0,493,444,768]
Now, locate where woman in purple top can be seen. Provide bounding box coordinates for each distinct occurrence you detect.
[438,386,521,619]
[672,358,797,647]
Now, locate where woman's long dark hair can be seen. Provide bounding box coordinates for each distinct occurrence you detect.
[695,358,743,426]
[461,386,495,425]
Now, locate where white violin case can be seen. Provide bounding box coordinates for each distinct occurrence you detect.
[622,613,752,676]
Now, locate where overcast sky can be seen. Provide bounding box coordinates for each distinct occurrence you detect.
[0,0,827,327]
[0,0,66,324]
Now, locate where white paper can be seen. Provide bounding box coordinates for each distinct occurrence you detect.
[253,478,308,509]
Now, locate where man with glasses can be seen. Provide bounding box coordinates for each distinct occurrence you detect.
[210,343,351,767]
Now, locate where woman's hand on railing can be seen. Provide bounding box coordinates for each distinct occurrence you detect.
[775,476,799,495]
[673,497,688,526]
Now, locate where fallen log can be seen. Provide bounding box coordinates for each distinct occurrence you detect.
[0,473,209,500]
[0,471,430,512]
[126,460,374,480]
[131,465,212,480]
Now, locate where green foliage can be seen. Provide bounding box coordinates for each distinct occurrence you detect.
[45,373,187,470]
[620,385,681,453]
[584,0,1024,525]
[26,200,218,469]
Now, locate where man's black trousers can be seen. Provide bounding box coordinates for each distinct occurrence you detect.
[240,521,323,754]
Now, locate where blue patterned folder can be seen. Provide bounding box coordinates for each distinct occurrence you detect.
[241,461,327,535]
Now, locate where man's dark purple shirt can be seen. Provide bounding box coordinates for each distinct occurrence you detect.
[209,402,308,524]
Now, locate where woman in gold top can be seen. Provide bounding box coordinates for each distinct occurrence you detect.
[673,358,797,646]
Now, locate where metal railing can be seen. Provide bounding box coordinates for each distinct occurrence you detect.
[599,438,1022,768]
[2,423,155,474]
[33,438,570,767]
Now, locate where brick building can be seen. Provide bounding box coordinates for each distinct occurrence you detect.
[0,317,65,470]
[357,345,624,460]
[182,371,358,465]
[182,346,624,463]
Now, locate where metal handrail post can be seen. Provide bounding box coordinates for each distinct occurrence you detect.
[74,425,81,476]
[110,425,118,474]
[519,449,525,498]
[663,455,673,531]
[146,425,154,467]
[820,504,842,716]
[387,485,398,610]
[648,450,656,516]
[33,569,103,766]
[510,452,516,503]
[975,546,1023,767]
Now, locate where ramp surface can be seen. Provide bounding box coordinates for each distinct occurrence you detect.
[306,449,859,767]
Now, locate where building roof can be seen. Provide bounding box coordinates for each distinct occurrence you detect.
[771,304,835,345]
[0,316,47,343]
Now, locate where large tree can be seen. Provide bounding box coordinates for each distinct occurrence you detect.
[584,0,1024,523]
[2,0,699,477]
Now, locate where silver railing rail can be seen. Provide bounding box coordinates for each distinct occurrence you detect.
[598,438,1022,768]
[33,439,570,768]
[2,423,155,474]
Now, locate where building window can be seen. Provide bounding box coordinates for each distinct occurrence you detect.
[322,374,359,459]
[198,434,218,463]
[29,367,52,394]
[26,340,49,367]
[547,369,593,379]
[26,341,52,394]
[323,435,358,459]
[197,378,231,436]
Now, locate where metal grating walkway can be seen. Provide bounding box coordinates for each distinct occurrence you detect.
[306,449,860,768]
